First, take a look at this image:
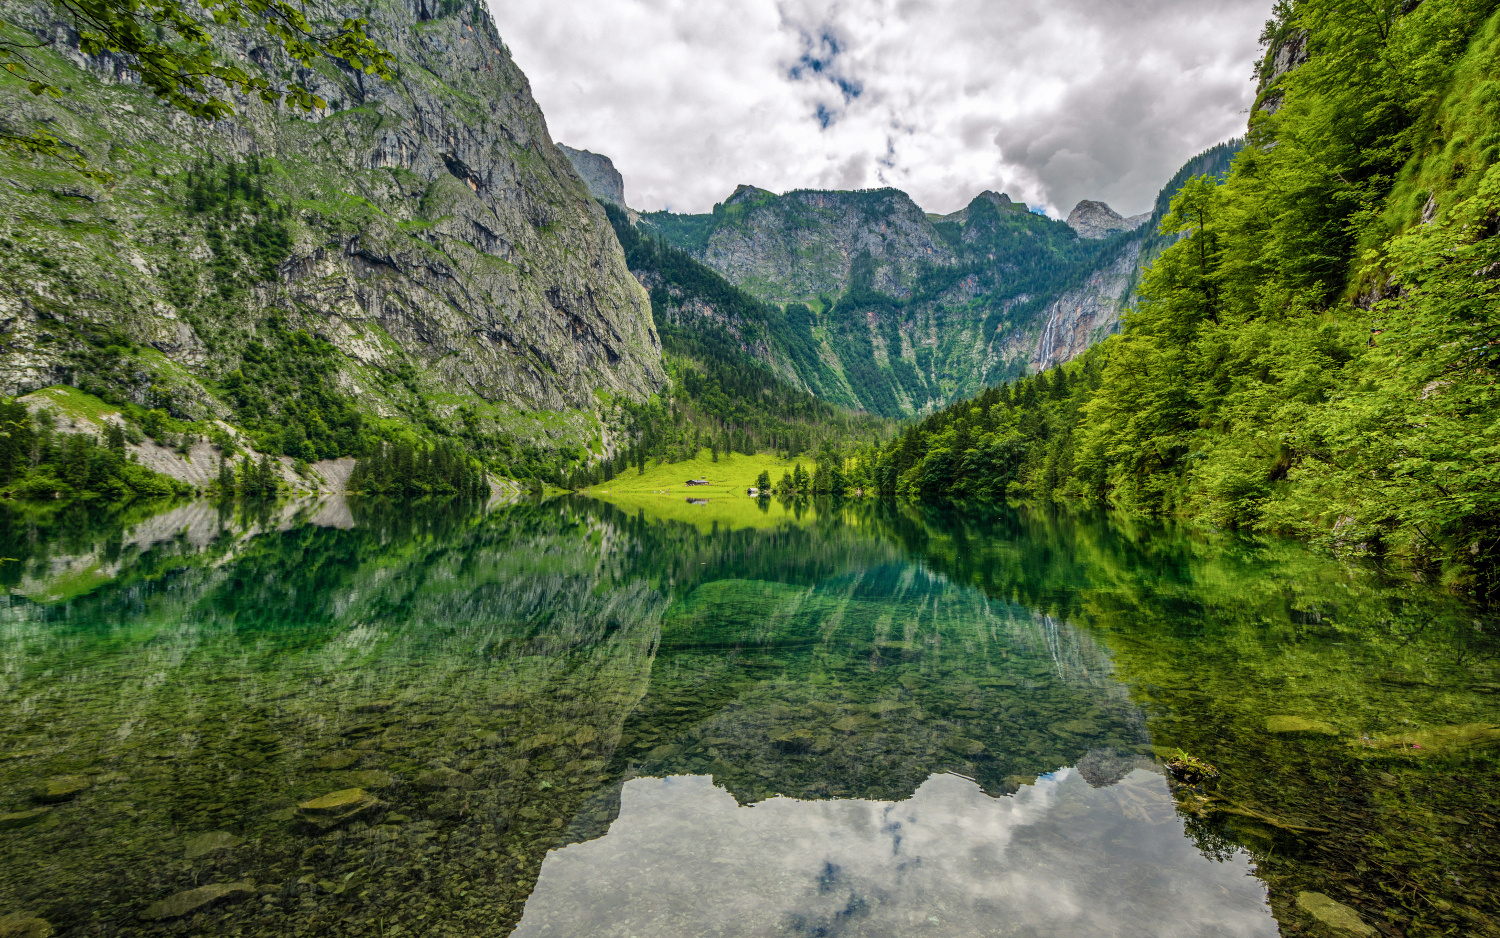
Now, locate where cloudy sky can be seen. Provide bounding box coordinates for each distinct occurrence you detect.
[489,0,1272,217]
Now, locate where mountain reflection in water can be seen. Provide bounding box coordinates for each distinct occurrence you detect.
[0,495,1492,938]
[516,770,1274,938]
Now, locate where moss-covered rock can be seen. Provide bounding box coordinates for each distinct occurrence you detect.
[296,788,385,828]
[31,775,90,803]
[138,882,255,921]
[1295,891,1377,937]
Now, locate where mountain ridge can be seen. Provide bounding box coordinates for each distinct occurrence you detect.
[575,146,1239,417]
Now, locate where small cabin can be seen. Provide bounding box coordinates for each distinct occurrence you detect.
[746,487,760,496]
[685,479,710,486]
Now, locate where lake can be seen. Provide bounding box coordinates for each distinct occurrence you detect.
[0,496,1494,937]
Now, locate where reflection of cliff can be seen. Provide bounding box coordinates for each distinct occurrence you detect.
[610,565,1149,806]
[866,500,1500,937]
[0,501,671,937]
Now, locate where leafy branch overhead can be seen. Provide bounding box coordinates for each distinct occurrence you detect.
[1,0,395,175]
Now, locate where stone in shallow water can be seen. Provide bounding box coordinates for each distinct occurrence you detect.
[1295,891,1376,937]
[1266,715,1338,735]
[1363,722,1500,756]
[185,831,243,859]
[139,881,255,921]
[296,788,385,829]
[314,751,361,770]
[0,912,54,938]
[0,807,51,830]
[413,767,475,790]
[944,736,986,757]
[771,729,815,754]
[31,776,90,803]
[344,770,397,790]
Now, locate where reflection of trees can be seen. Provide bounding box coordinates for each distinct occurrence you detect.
[865,500,1500,935]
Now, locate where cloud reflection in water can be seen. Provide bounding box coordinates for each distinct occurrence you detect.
[515,768,1275,937]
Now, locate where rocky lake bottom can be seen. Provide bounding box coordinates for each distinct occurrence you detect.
[0,496,1494,937]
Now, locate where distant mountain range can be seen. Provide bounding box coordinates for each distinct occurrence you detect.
[566,143,1241,417]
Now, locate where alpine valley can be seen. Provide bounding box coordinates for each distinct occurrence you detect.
[0,0,1233,492]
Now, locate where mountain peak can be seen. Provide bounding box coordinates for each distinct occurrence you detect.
[725,184,776,206]
[1066,200,1149,239]
[558,144,628,208]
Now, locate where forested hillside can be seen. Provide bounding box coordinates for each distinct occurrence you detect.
[592,203,890,490]
[861,0,1500,599]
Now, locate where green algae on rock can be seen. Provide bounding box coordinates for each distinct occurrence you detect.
[296,789,385,829]
[1265,715,1339,735]
[0,912,53,938]
[183,831,243,859]
[0,808,50,831]
[1295,891,1378,937]
[29,776,89,804]
[138,882,255,921]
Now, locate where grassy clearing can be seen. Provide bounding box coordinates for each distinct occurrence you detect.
[17,385,121,426]
[585,449,825,531]
[586,448,807,497]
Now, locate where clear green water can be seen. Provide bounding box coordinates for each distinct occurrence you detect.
[0,497,1495,937]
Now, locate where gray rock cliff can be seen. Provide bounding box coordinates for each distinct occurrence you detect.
[0,0,664,446]
[1065,200,1150,240]
[558,144,628,209]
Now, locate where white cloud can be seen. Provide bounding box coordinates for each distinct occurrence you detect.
[489,0,1271,216]
[511,770,1277,937]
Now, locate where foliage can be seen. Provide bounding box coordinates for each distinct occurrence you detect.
[861,0,1500,599]
[0,398,188,501]
[347,439,487,497]
[221,326,374,460]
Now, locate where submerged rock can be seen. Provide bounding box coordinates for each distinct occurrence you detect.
[944,736,987,757]
[0,912,54,938]
[1075,749,1155,788]
[0,807,51,830]
[1266,715,1338,735]
[296,789,385,829]
[770,729,815,754]
[413,767,475,790]
[1361,723,1500,756]
[343,770,397,790]
[314,751,361,770]
[31,776,90,803]
[139,881,255,921]
[1295,891,1376,937]
[184,831,243,859]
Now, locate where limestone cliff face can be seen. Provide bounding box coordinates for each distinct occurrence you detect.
[0,0,664,440]
[638,183,1121,415]
[693,186,954,303]
[559,145,628,209]
[1027,241,1142,371]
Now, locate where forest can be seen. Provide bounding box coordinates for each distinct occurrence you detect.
[855,0,1500,599]
[0,399,188,501]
